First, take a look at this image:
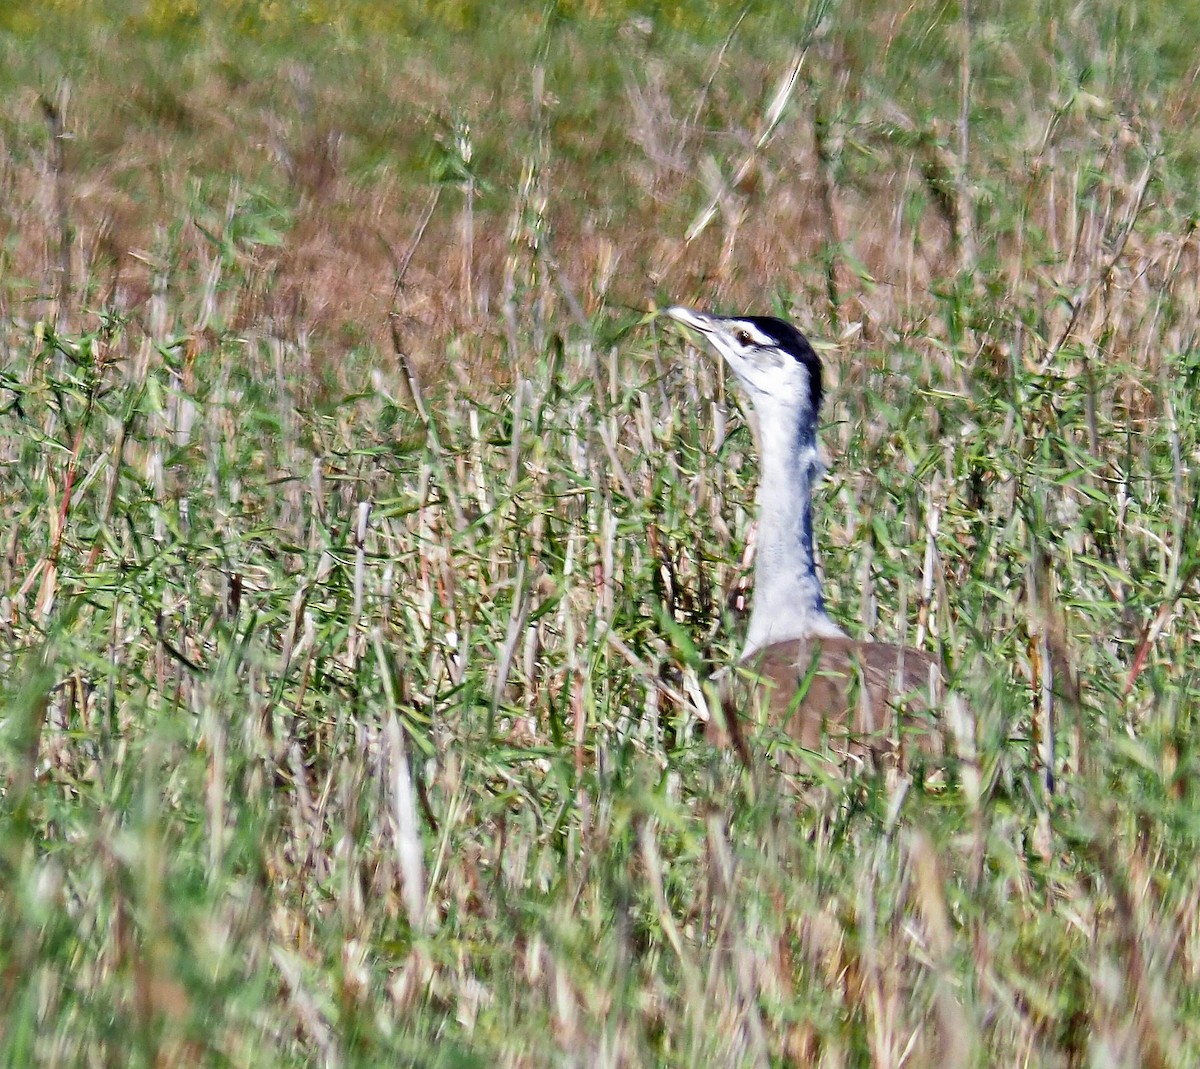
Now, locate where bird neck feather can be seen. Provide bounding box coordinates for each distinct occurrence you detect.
[742,406,843,658]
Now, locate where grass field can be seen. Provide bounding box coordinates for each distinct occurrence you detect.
[3,2,1200,1066]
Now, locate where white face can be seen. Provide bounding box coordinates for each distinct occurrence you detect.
[665,306,818,414]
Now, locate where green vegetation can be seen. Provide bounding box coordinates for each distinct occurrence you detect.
[3,1,1200,1065]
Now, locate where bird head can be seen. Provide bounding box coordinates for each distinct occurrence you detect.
[664,306,823,420]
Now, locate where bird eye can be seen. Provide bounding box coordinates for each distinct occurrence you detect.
[734,330,753,347]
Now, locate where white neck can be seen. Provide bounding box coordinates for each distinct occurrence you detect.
[741,401,844,659]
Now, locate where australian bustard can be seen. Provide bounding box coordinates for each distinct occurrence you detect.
[665,306,942,758]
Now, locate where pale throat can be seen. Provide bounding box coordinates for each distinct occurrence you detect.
[741,402,844,659]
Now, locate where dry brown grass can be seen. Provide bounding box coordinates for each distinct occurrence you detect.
[3,10,1193,397]
[4,6,1200,1067]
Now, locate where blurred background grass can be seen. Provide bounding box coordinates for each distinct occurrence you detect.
[3,1,1200,1066]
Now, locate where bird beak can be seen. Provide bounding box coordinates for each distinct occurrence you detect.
[663,305,720,335]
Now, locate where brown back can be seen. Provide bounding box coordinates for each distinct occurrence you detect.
[710,637,944,768]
